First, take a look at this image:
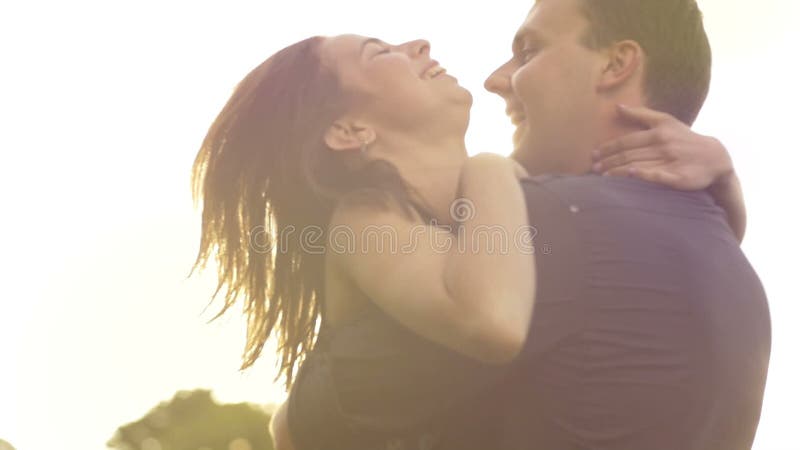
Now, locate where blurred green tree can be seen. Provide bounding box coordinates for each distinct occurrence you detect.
[107,389,274,450]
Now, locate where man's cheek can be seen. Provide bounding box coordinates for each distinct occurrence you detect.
[511,85,534,115]
[511,66,538,102]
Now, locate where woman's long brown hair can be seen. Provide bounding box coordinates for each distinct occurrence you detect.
[189,37,432,388]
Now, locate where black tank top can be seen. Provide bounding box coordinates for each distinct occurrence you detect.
[289,298,509,450]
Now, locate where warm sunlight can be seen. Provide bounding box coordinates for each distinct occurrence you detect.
[1,1,797,449]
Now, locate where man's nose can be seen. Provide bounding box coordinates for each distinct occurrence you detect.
[485,65,512,95]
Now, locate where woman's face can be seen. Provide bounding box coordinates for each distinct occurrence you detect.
[318,34,472,134]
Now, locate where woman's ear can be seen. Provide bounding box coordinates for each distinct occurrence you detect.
[597,40,644,92]
[324,120,376,152]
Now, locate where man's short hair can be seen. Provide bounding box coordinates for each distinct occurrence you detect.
[578,0,712,125]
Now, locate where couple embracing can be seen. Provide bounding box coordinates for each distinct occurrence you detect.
[191,1,770,449]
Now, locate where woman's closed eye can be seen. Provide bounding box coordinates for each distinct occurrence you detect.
[367,42,391,58]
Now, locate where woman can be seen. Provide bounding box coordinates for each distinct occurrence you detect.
[190,35,742,449]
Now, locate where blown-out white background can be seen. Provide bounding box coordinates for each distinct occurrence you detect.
[1,1,797,449]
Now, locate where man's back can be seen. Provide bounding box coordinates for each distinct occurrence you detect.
[476,175,771,450]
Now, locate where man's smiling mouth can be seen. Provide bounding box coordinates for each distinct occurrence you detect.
[507,107,527,126]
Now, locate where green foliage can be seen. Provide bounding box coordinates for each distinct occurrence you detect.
[107,389,274,450]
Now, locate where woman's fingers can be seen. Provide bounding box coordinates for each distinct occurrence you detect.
[602,165,643,178]
[604,164,684,187]
[593,146,662,172]
[601,159,659,176]
[596,106,733,191]
[627,168,683,187]
[595,130,656,160]
[616,104,674,128]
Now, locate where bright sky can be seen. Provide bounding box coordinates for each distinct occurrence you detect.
[1,1,797,449]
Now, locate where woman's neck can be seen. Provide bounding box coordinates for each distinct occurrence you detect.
[372,131,469,227]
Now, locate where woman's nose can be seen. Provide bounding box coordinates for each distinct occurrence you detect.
[405,39,431,57]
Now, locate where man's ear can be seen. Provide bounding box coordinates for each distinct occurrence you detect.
[597,40,643,92]
[324,120,376,152]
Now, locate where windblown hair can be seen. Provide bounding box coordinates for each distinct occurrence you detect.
[577,0,712,125]
[189,37,431,388]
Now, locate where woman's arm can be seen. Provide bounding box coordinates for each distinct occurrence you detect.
[269,402,295,450]
[331,153,535,364]
[592,104,747,242]
[707,171,746,242]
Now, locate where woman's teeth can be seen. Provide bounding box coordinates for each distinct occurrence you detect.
[424,66,446,79]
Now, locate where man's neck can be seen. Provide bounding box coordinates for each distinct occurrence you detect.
[599,100,649,141]
[518,103,650,176]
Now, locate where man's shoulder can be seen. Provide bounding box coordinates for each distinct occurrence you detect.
[520,174,718,214]
[521,173,672,196]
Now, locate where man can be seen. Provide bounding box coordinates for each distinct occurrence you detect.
[274,0,770,449]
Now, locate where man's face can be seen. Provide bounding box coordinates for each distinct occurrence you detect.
[485,0,604,175]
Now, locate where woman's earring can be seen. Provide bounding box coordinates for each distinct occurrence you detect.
[360,141,369,154]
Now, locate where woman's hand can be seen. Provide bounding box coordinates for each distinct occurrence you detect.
[592,104,733,189]
[592,104,746,242]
